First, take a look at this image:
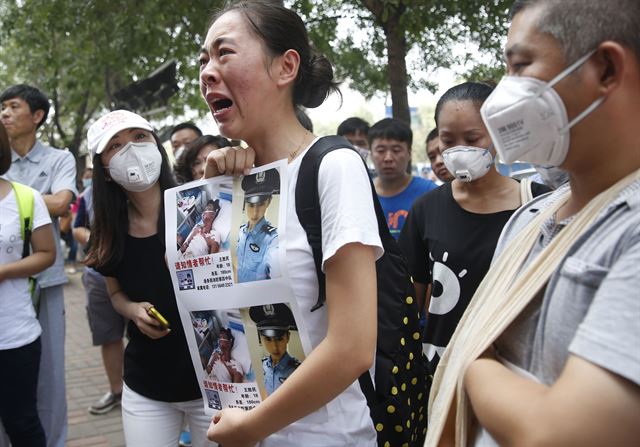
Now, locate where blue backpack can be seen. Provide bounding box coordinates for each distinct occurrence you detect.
[295,136,428,447]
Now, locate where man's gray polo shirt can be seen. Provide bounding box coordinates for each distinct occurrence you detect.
[2,139,78,288]
[494,179,640,387]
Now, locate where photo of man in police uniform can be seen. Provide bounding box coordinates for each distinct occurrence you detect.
[236,168,280,283]
[249,303,301,396]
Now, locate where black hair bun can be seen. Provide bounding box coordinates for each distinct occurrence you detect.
[294,53,340,109]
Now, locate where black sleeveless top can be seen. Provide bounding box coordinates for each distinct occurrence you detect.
[98,234,200,402]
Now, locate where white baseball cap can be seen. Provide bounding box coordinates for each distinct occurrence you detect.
[87,110,153,159]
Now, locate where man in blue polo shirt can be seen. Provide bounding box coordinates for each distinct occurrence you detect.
[370,118,437,239]
[0,84,77,447]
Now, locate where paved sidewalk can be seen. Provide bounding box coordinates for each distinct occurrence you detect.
[64,270,125,447]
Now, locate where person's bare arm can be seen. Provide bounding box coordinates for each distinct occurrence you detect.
[180,225,202,253]
[230,362,244,384]
[104,276,170,340]
[207,242,377,445]
[42,190,74,217]
[0,224,55,282]
[438,396,457,447]
[465,354,640,446]
[72,226,91,246]
[414,281,431,318]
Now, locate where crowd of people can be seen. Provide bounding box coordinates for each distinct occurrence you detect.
[0,0,638,446]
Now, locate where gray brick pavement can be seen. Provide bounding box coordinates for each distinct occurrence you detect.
[64,270,125,447]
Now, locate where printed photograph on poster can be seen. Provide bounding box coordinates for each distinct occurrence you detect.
[190,302,305,411]
[230,168,282,284]
[177,269,195,291]
[172,181,235,292]
[190,309,259,411]
[243,303,305,399]
[176,182,233,259]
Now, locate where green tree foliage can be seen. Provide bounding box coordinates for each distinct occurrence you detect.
[291,0,511,123]
[0,0,222,169]
[1,0,512,173]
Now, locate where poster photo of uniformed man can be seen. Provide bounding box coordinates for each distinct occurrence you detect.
[242,303,305,399]
[230,167,281,283]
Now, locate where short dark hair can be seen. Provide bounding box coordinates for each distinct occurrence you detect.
[174,134,231,183]
[0,123,11,175]
[426,128,438,145]
[205,198,221,216]
[368,118,412,149]
[219,328,235,347]
[211,1,340,108]
[170,122,202,138]
[434,82,495,126]
[337,117,370,136]
[0,84,50,129]
[510,0,640,63]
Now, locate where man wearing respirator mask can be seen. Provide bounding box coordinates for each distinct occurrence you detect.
[427,1,640,446]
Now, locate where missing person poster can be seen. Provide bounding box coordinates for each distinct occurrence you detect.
[188,303,305,411]
[164,160,313,415]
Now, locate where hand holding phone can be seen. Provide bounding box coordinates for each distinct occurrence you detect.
[147,306,170,330]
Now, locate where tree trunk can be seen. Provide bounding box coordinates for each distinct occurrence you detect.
[383,14,410,125]
[69,132,86,187]
[383,11,412,172]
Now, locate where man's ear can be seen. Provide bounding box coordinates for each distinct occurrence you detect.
[32,109,45,127]
[275,49,301,88]
[593,41,626,96]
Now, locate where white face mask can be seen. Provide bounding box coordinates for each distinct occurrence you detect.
[481,50,604,167]
[534,164,569,189]
[106,141,162,192]
[354,145,370,163]
[442,145,493,182]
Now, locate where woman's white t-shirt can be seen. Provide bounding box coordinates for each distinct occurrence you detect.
[0,185,52,349]
[261,143,383,446]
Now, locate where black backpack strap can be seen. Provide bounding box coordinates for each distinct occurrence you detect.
[296,136,350,311]
[296,136,401,410]
[295,135,393,310]
[22,216,32,258]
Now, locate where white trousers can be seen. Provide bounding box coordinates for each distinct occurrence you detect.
[122,384,217,447]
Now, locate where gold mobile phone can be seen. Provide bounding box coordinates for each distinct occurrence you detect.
[147,307,170,329]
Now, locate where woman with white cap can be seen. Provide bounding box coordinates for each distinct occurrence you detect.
[84,110,215,447]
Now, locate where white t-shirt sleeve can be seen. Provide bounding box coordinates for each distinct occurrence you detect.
[33,189,53,230]
[317,148,383,270]
[50,150,78,198]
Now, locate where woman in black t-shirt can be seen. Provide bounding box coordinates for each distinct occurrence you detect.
[398,82,550,381]
[84,110,214,447]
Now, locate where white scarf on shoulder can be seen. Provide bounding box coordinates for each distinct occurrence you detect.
[426,168,640,446]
